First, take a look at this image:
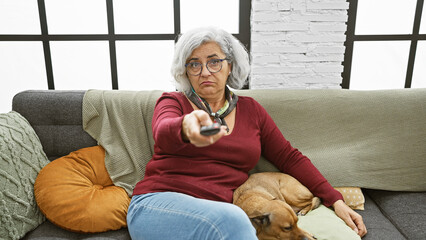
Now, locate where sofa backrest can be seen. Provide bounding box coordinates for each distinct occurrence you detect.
[12,88,426,191]
[12,90,96,160]
[238,88,426,191]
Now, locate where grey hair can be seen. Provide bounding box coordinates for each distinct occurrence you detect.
[171,26,250,92]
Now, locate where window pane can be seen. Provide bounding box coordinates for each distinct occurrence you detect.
[116,41,175,91]
[181,0,239,33]
[412,41,426,88]
[350,41,410,90]
[0,42,47,113]
[420,1,426,34]
[45,0,108,34]
[0,0,40,34]
[355,0,417,35]
[50,41,111,90]
[114,0,174,34]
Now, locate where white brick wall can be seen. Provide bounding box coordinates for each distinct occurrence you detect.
[250,0,349,89]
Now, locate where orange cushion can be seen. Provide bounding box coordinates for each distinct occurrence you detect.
[34,146,131,233]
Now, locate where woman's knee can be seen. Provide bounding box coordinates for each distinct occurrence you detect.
[219,204,251,225]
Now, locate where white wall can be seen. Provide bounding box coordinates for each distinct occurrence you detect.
[250,0,349,89]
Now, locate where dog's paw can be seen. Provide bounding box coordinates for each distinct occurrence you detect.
[298,197,322,216]
[298,209,308,216]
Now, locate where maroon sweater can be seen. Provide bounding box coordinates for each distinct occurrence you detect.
[133,92,343,207]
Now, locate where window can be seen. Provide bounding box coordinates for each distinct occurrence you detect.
[0,0,251,113]
[342,0,426,89]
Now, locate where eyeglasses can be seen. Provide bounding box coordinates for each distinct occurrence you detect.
[185,58,229,76]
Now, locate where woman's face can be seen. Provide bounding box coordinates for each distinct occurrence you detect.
[186,41,231,99]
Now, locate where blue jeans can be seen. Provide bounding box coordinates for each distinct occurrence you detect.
[127,192,257,240]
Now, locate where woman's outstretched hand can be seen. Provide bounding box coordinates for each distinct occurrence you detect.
[333,199,367,237]
[182,110,227,147]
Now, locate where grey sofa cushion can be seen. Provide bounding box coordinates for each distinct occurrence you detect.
[357,192,406,240]
[366,189,426,240]
[21,221,130,240]
[12,90,96,160]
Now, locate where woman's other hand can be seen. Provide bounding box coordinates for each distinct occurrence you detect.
[182,110,227,147]
[333,199,367,237]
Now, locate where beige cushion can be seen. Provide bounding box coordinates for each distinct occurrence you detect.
[335,187,365,210]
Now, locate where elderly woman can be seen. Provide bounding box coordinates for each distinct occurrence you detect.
[127,27,367,239]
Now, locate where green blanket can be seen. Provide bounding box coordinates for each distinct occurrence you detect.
[82,90,162,196]
[83,88,426,195]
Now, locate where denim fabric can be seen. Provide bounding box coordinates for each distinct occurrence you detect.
[127,192,257,240]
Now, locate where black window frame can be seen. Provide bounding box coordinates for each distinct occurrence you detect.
[342,0,425,89]
[0,0,251,90]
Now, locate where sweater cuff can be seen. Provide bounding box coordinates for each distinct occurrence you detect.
[321,187,344,207]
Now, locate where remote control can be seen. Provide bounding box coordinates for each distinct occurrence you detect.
[200,123,221,136]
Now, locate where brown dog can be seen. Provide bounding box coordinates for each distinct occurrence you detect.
[233,172,321,240]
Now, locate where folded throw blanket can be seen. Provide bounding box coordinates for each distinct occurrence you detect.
[82,90,163,196]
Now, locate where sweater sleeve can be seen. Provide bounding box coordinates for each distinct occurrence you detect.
[254,100,343,207]
[151,92,189,153]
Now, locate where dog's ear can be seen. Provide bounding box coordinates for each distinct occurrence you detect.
[250,214,271,227]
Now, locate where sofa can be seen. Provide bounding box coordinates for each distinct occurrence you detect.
[7,89,426,239]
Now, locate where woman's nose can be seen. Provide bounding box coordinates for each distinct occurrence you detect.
[200,65,212,77]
